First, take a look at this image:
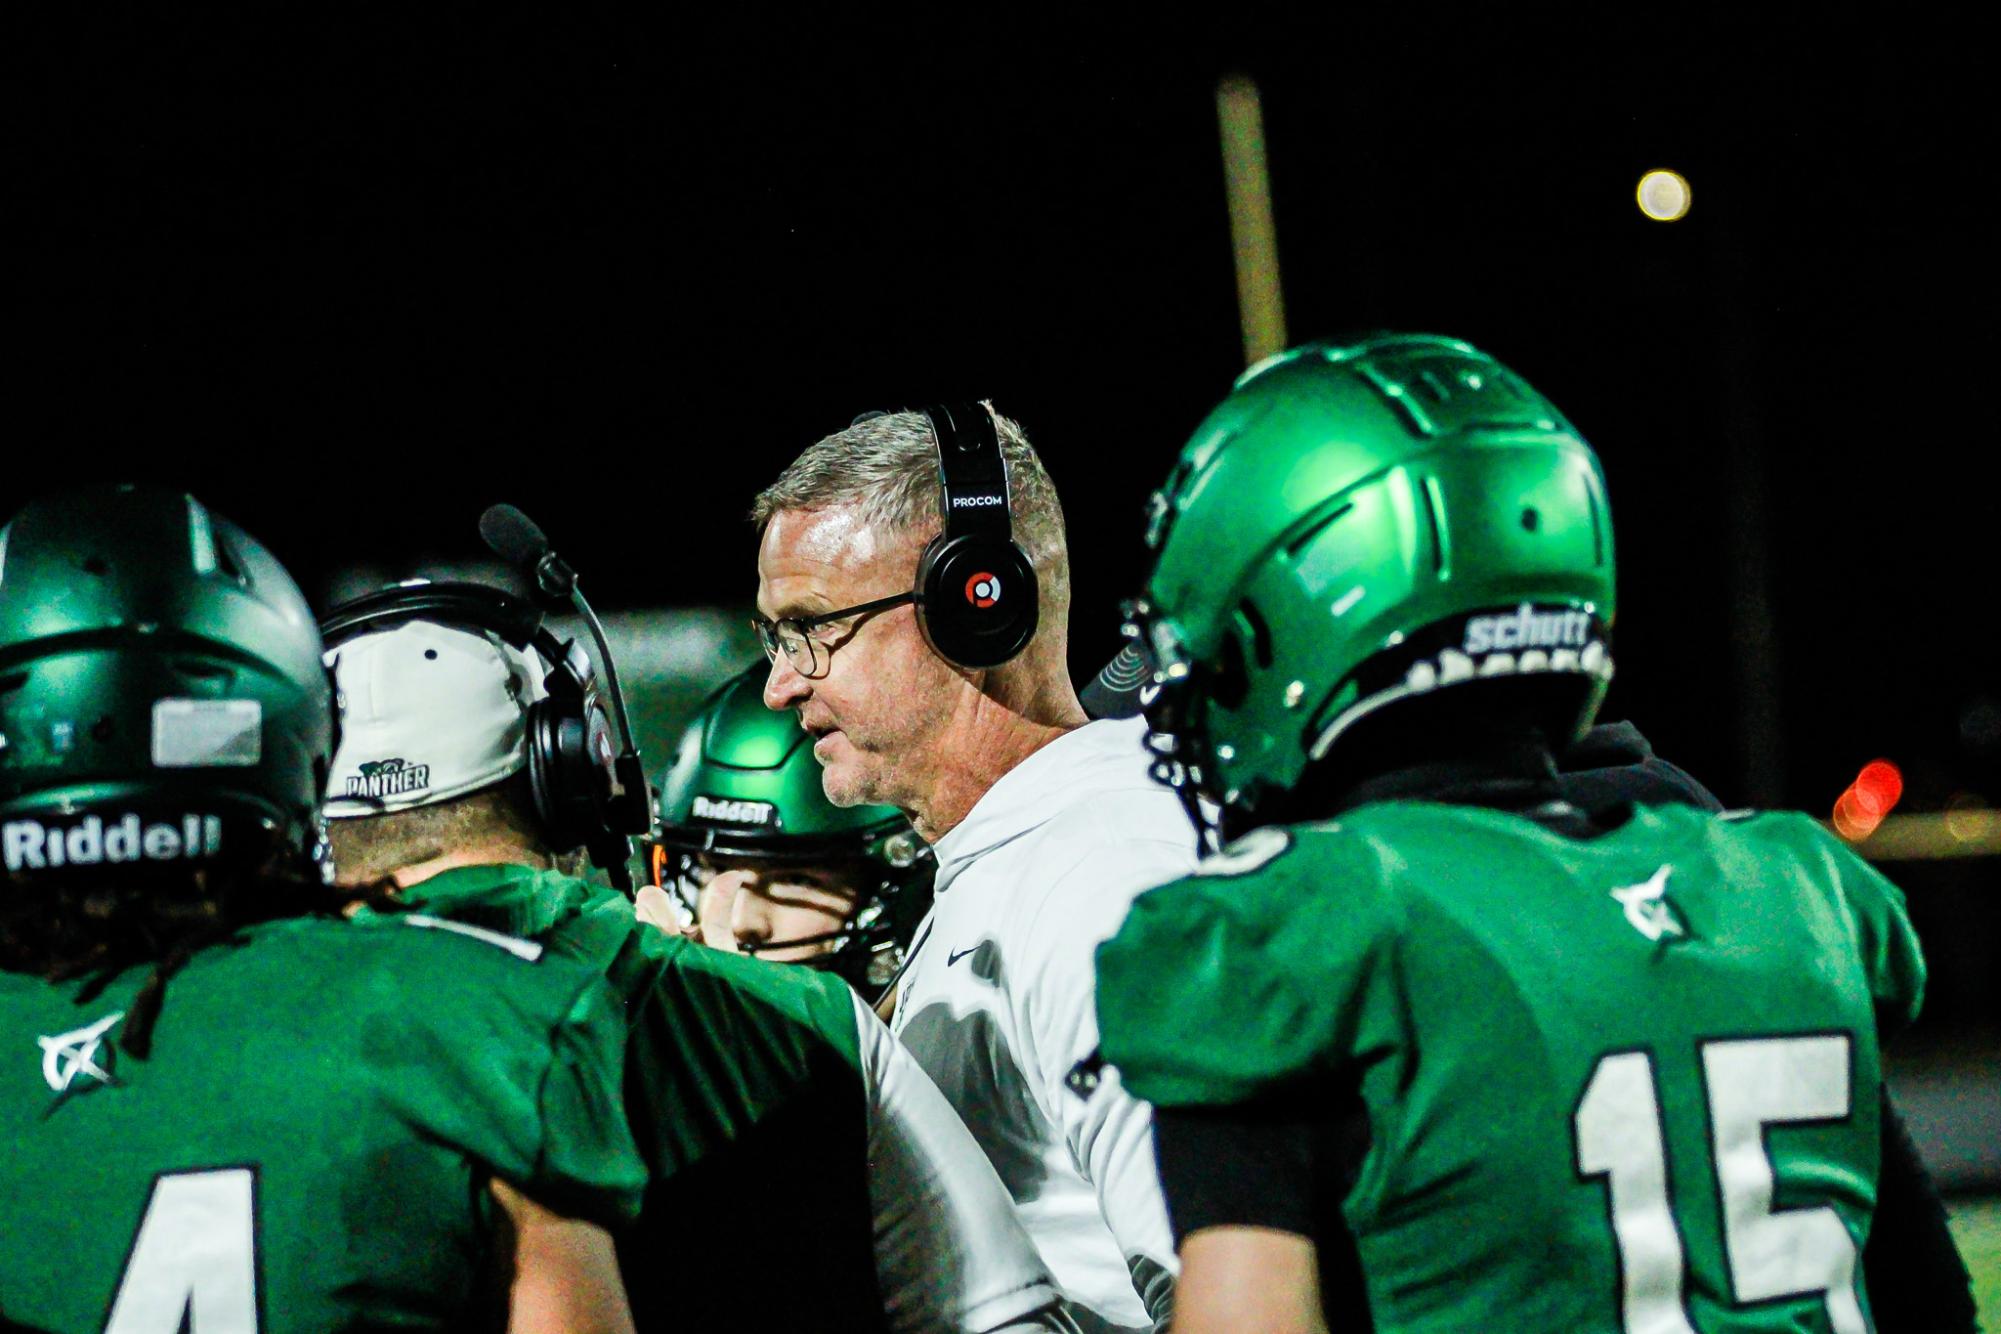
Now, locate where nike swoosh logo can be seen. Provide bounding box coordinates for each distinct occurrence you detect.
[946,946,980,966]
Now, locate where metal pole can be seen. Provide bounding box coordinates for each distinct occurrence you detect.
[1216,74,1288,367]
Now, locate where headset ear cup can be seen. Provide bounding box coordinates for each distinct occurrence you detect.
[918,535,1039,669]
[523,699,575,852]
[526,692,624,858]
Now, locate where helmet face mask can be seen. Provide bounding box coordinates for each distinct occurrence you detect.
[1116,600,1220,842]
[649,664,933,992]
[1134,335,1618,831]
[658,843,916,989]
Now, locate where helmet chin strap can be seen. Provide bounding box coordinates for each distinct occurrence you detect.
[738,923,856,958]
[1181,785,1223,857]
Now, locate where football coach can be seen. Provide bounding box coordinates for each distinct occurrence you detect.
[752,403,1189,1332]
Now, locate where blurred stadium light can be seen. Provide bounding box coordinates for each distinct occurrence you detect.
[1833,759,1904,840]
[547,608,762,777]
[1637,168,1692,221]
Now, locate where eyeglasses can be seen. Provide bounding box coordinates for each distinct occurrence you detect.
[751,591,919,677]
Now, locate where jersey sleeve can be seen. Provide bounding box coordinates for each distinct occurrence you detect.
[1094,826,1405,1109]
[1018,835,1192,1328]
[523,966,653,1228]
[1150,1101,1321,1241]
[374,918,649,1230]
[1778,817,1927,1037]
[618,923,865,1177]
[1833,843,1926,1036]
[849,989,1069,1334]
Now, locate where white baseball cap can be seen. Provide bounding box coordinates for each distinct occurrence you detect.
[324,620,548,819]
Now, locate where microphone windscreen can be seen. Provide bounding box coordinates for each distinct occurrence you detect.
[479,504,550,571]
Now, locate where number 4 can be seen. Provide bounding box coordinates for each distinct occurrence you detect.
[105,1168,260,1334]
[1573,1035,1866,1334]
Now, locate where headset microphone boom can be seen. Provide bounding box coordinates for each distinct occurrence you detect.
[478,503,656,876]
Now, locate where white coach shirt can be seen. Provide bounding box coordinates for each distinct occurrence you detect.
[848,990,1075,1332]
[891,718,1196,1332]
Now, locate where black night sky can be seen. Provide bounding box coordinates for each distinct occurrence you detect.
[5,10,1994,928]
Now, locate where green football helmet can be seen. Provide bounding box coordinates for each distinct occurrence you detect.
[0,485,335,876]
[648,663,931,991]
[1131,333,1616,829]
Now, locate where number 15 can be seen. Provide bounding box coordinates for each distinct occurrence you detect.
[1573,1034,1867,1334]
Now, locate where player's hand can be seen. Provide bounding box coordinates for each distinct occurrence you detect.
[633,885,696,939]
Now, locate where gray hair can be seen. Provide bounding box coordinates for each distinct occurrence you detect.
[750,405,1069,598]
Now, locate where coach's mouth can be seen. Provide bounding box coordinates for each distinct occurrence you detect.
[800,715,842,756]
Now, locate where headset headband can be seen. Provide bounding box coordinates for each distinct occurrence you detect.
[928,403,1013,542]
[320,582,550,657]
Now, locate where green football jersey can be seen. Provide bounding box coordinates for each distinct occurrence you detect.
[374,864,867,1168]
[377,866,886,1334]
[1096,802,1926,1334]
[0,912,645,1333]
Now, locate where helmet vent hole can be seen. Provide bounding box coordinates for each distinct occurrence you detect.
[1520,507,1540,532]
[1420,476,1451,576]
[1585,480,1607,565]
[424,649,439,661]
[1237,600,1275,670]
[1213,633,1250,710]
[211,536,247,585]
[173,660,235,688]
[1284,502,1354,557]
[81,556,109,577]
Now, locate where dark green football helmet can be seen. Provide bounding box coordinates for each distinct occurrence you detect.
[648,664,931,991]
[0,486,334,877]
[1131,334,1616,830]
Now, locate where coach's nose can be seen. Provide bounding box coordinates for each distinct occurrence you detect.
[764,653,809,711]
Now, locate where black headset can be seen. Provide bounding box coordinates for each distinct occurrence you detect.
[319,581,640,883]
[910,402,1039,669]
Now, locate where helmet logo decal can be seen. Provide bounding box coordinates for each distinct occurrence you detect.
[1309,603,1615,764]
[4,813,225,871]
[964,572,1001,608]
[1463,604,1592,654]
[691,795,778,827]
[346,757,431,801]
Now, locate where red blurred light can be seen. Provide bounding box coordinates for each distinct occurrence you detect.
[1832,787,1882,841]
[1852,760,1904,818]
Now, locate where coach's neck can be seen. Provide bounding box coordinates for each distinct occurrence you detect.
[909,646,1089,844]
